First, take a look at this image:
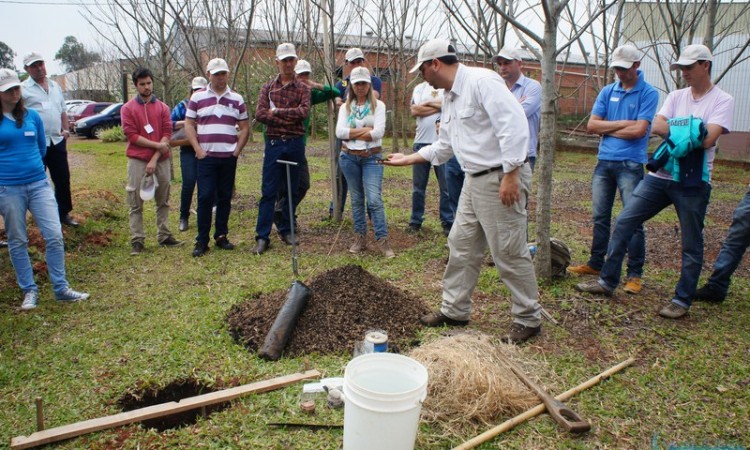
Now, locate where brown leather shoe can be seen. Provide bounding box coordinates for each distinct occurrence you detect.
[501,323,541,344]
[419,311,469,327]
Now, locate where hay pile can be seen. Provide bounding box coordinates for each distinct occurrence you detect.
[408,332,541,427]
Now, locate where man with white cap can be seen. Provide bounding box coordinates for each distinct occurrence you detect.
[383,38,542,343]
[576,44,734,319]
[185,58,249,257]
[171,76,208,232]
[494,47,541,172]
[21,52,79,227]
[253,43,311,255]
[567,44,658,297]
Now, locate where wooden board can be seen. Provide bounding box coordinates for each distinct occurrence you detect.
[11,369,321,449]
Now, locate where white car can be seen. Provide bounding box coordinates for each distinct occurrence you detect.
[65,100,93,113]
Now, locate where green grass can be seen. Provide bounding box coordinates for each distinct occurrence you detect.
[1,140,748,449]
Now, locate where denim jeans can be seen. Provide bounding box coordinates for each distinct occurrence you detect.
[599,175,711,307]
[275,155,310,230]
[339,151,388,239]
[706,188,750,296]
[444,156,465,217]
[528,156,536,173]
[43,138,73,218]
[410,143,453,227]
[589,160,645,278]
[196,156,237,246]
[179,146,198,220]
[0,179,70,294]
[255,137,305,242]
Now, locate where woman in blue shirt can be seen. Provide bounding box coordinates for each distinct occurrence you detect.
[0,68,89,310]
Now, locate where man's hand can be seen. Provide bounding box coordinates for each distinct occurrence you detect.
[195,147,207,159]
[61,130,70,140]
[381,153,409,166]
[145,160,157,175]
[499,169,521,206]
[157,142,170,154]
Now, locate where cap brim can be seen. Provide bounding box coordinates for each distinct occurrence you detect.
[295,70,310,74]
[350,78,371,84]
[670,58,697,70]
[1,82,21,92]
[409,61,423,74]
[611,60,634,69]
[277,53,297,60]
[495,54,516,62]
[208,68,229,74]
[24,58,44,67]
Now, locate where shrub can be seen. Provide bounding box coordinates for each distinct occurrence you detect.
[100,125,126,143]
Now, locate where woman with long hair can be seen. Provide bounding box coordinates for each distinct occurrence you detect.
[0,68,89,310]
[335,67,394,258]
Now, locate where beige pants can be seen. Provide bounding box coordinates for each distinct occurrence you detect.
[441,163,541,327]
[126,158,172,244]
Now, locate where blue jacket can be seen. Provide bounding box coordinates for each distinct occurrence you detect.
[646,115,707,190]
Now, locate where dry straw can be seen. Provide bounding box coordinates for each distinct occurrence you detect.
[408,332,543,428]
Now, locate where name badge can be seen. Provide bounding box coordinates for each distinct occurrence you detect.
[610,97,620,102]
[25,131,36,136]
[144,124,154,134]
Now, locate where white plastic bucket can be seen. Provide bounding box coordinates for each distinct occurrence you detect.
[343,353,428,450]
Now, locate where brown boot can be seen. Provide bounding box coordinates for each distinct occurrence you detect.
[377,237,395,258]
[349,234,366,253]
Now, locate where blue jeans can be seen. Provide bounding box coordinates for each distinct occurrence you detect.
[599,176,711,307]
[0,179,70,294]
[339,151,388,239]
[589,160,645,278]
[706,188,750,296]
[255,137,305,241]
[196,156,237,246]
[528,156,536,173]
[444,156,464,217]
[179,146,198,220]
[410,143,453,227]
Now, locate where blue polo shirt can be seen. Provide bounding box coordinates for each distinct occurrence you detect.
[591,70,658,163]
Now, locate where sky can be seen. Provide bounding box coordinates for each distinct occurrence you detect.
[2,0,99,75]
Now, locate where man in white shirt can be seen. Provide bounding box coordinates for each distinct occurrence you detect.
[384,39,542,343]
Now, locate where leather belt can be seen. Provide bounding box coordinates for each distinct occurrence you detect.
[267,135,303,142]
[470,158,529,177]
[342,146,382,156]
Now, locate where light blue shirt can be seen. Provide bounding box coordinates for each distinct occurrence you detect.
[591,70,658,163]
[21,77,66,146]
[508,74,541,158]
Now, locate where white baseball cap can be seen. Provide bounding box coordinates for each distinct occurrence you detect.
[276,43,297,60]
[349,67,371,84]
[0,68,21,92]
[611,44,642,69]
[23,52,44,67]
[494,48,523,62]
[191,76,208,90]
[140,174,159,201]
[345,48,365,63]
[295,59,312,74]
[409,38,456,73]
[206,58,230,74]
[670,44,713,70]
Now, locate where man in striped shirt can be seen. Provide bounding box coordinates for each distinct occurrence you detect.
[185,58,249,257]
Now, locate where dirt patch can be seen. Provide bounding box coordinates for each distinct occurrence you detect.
[80,230,114,249]
[227,264,430,356]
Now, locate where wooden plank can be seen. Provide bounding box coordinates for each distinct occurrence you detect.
[11,369,321,450]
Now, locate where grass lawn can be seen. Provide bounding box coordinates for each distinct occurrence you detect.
[1,137,748,449]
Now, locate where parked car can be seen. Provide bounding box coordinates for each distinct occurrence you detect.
[65,99,93,113]
[74,103,123,139]
[68,102,113,131]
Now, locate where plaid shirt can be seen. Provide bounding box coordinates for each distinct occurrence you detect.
[255,75,311,138]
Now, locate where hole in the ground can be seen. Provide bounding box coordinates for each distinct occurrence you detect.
[117,378,230,431]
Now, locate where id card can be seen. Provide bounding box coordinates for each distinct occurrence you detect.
[144,124,154,134]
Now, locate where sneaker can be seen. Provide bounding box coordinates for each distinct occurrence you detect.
[192,242,209,257]
[623,277,642,294]
[420,311,469,327]
[55,288,90,303]
[659,302,689,319]
[377,237,395,258]
[694,284,726,303]
[0,239,8,248]
[501,323,541,344]
[21,291,38,310]
[130,242,144,256]
[567,264,600,276]
[349,234,366,254]
[215,235,235,250]
[405,224,421,234]
[159,236,184,247]
[575,279,614,297]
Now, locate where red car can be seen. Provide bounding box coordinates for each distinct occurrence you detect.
[68,102,112,131]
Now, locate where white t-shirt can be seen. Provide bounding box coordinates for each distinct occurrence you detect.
[411,81,444,144]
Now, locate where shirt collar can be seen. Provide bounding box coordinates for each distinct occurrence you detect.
[135,95,156,104]
[207,84,232,97]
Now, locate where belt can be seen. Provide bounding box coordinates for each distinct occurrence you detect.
[342,146,382,156]
[470,158,529,178]
[267,135,303,143]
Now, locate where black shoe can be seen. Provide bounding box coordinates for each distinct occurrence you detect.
[192,243,208,257]
[501,323,541,344]
[405,223,421,234]
[61,215,79,227]
[419,311,469,327]
[442,223,452,237]
[159,236,184,247]
[130,242,144,256]
[215,235,235,250]
[179,218,188,232]
[694,284,726,303]
[279,233,299,246]
[252,238,269,255]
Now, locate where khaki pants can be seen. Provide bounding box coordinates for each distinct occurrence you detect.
[126,158,172,245]
[441,163,541,327]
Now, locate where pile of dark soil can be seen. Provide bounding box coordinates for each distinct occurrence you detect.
[227,265,430,356]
